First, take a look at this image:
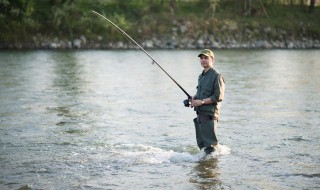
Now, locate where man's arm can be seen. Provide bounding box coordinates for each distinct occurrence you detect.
[209,75,225,103]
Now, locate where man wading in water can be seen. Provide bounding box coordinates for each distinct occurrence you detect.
[92,13,226,155]
[191,49,225,155]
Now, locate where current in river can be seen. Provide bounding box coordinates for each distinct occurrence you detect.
[0,49,319,189]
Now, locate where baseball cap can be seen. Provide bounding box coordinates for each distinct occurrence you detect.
[198,49,214,58]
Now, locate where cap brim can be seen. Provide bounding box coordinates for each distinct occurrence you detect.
[198,53,210,57]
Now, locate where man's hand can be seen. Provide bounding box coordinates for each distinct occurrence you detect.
[191,99,203,107]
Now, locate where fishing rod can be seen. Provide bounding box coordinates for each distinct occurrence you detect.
[92,11,192,101]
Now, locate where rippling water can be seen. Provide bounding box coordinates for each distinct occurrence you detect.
[0,50,319,190]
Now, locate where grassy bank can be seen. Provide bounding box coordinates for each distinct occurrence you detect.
[0,0,319,48]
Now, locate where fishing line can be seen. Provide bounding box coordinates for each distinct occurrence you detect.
[92,11,192,100]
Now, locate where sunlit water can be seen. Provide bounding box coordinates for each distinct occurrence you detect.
[0,50,319,190]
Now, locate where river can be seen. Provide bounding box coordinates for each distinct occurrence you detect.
[0,49,319,190]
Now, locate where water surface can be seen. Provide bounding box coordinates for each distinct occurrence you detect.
[0,49,319,189]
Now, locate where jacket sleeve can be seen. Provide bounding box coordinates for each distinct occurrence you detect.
[210,74,225,103]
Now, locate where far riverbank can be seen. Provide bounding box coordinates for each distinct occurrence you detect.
[1,34,319,50]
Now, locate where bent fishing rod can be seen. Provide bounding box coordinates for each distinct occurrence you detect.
[92,11,192,100]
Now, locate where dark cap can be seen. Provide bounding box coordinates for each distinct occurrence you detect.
[198,49,214,58]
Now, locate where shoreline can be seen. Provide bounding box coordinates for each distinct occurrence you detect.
[1,42,319,50]
[1,37,319,50]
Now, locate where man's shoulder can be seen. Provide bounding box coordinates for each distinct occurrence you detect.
[210,68,225,83]
[209,67,222,75]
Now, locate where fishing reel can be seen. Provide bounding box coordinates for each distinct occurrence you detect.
[183,99,191,107]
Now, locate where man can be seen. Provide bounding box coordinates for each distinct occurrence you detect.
[191,49,225,155]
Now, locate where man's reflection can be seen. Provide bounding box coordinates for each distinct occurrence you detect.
[190,157,222,189]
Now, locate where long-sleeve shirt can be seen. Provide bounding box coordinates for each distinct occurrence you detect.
[195,67,225,119]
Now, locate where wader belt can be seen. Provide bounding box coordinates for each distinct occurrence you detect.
[197,113,218,123]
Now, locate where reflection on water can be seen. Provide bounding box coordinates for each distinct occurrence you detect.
[191,158,221,190]
[51,52,85,97]
[47,52,92,133]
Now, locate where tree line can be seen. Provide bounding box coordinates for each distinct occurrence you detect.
[0,0,318,45]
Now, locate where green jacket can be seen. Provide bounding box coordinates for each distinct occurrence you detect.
[195,67,225,119]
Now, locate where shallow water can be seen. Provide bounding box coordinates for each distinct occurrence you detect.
[0,49,319,190]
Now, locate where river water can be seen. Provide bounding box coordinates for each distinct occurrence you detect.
[0,49,319,190]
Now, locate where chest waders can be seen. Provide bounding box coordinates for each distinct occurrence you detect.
[193,115,218,153]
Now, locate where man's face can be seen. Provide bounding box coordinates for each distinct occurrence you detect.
[199,55,213,68]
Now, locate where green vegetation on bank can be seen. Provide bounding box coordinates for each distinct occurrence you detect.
[0,0,319,48]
